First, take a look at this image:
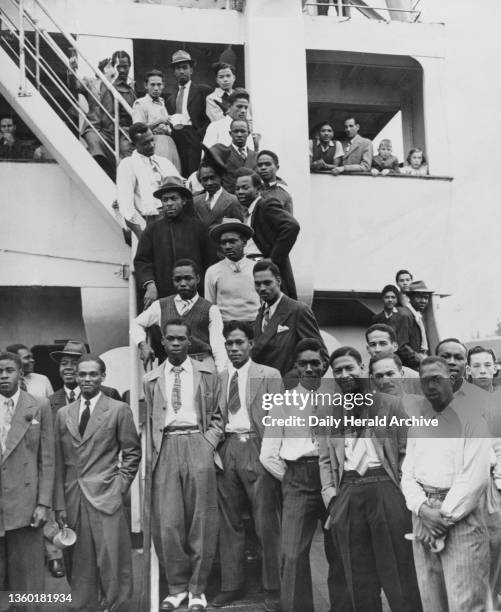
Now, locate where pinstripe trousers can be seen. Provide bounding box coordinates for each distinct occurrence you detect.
[412,502,490,612]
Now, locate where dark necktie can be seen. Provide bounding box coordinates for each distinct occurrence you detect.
[69,390,76,403]
[172,366,182,413]
[221,91,230,113]
[79,400,91,437]
[227,371,241,415]
[261,305,271,332]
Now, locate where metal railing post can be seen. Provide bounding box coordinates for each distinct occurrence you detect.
[18,0,30,96]
[35,24,40,91]
[114,97,120,165]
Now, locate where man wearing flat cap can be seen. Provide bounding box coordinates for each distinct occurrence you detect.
[205,218,261,324]
[397,280,434,370]
[166,50,211,176]
[134,177,211,309]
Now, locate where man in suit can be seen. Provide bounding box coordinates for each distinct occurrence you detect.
[260,339,340,612]
[203,89,255,150]
[134,177,211,307]
[257,150,294,214]
[193,161,243,263]
[332,116,373,175]
[54,355,141,612]
[0,351,54,611]
[320,346,422,612]
[166,50,211,176]
[399,280,433,370]
[235,169,299,298]
[251,260,326,378]
[212,321,281,610]
[208,119,258,193]
[143,318,224,611]
[49,340,121,417]
[5,343,53,398]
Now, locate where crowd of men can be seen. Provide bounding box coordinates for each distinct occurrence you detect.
[0,48,494,612]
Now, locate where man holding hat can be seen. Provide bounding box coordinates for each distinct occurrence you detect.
[398,280,433,370]
[205,218,260,323]
[166,50,211,176]
[134,176,211,309]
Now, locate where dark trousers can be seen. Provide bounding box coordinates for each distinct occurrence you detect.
[152,432,218,595]
[281,458,349,612]
[64,495,132,612]
[217,435,281,592]
[171,126,202,177]
[0,526,44,612]
[330,475,422,612]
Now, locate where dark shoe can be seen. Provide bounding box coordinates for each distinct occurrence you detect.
[264,590,280,612]
[48,558,65,578]
[212,590,241,607]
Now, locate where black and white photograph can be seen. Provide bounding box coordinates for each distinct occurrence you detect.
[0,0,500,610]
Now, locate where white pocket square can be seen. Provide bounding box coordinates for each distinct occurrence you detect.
[31,418,40,425]
[276,324,289,333]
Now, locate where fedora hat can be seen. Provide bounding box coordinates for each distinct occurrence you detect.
[50,340,88,362]
[153,176,193,200]
[408,280,433,294]
[201,144,227,174]
[209,218,254,243]
[170,50,194,66]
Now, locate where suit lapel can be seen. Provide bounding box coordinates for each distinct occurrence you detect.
[248,361,261,408]
[2,392,35,462]
[209,192,229,224]
[80,394,109,444]
[65,400,80,440]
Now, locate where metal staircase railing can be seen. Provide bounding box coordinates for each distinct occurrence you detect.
[0,0,134,165]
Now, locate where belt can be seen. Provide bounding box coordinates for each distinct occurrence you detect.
[342,467,390,485]
[420,483,449,501]
[226,431,256,441]
[285,456,319,464]
[163,426,199,436]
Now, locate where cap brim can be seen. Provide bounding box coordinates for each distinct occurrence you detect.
[152,186,193,200]
[202,144,227,173]
[209,223,254,243]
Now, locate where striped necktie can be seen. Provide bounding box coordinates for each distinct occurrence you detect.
[0,398,14,453]
[172,366,183,413]
[227,371,241,415]
[238,147,247,159]
[261,305,271,332]
[68,389,76,403]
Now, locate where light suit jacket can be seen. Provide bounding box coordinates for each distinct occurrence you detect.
[54,393,141,525]
[143,358,224,470]
[0,391,54,534]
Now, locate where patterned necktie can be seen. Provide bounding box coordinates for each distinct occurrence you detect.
[0,398,14,453]
[150,157,163,189]
[79,400,91,437]
[176,85,185,114]
[227,371,241,415]
[172,366,183,413]
[238,147,247,159]
[261,305,271,332]
[69,389,76,403]
[179,299,191,316]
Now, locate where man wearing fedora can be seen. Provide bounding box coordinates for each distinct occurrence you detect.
[397,280,434,370]
[134,176,211,309]
[205,218,260,323]
[166,50,211,177]
[54,354,141,612]
[117,122,181,239]
[0,351,54,612]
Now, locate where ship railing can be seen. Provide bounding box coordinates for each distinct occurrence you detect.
[0,0,134,166]
[303,0,422,22]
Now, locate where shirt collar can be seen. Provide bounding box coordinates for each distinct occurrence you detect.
[64,385,81,400]
[174,293,199,306]
[247,196,261,216]
[146,93,164,105]
[228,358,252,378]
[179,80,192,91]
[232,143,247,155]
[206,187,222,202]
[0,388,20,408]
[167,357,192,374]
[266,292,283,315]
[80,392,101,411]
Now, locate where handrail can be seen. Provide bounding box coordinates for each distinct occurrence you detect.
[303,0,421,21]
[5,0,134,164]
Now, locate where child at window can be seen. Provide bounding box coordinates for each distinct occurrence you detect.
[371,139,400,175]
[401,147,428,176]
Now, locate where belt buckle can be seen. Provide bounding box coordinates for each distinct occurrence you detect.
[237,433,250,442]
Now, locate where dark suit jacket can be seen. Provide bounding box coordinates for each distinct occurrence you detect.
[143,358,224,471]
[49,385,121,420]
[396,308,427,371]
[209,143,258,193]
[251,197,300,299]
[134,213,211,298]
[252,294,326,376]
[0,391,54,533]
[54,394,141,524]
[219,361,283,442]
[372,308,412,353]
[166,82,211,136]
[193,189,243,265]
[318,392,408,509]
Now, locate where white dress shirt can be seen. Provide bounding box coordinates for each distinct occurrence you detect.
[164,358,197,427]
[177,80,192,124]
[64,386,81,403]
[203,115,255,149]
[116,150,181,227]
[401,398,492,521]
[344,435,381,474]
[226,359,252,433]
[260,383,319,481]
[24,373,53,399]
[243,197,262,257]
[205,187,223,211]
[130,294,227,372]
[132,94,170,125]
[78,392,101,422]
